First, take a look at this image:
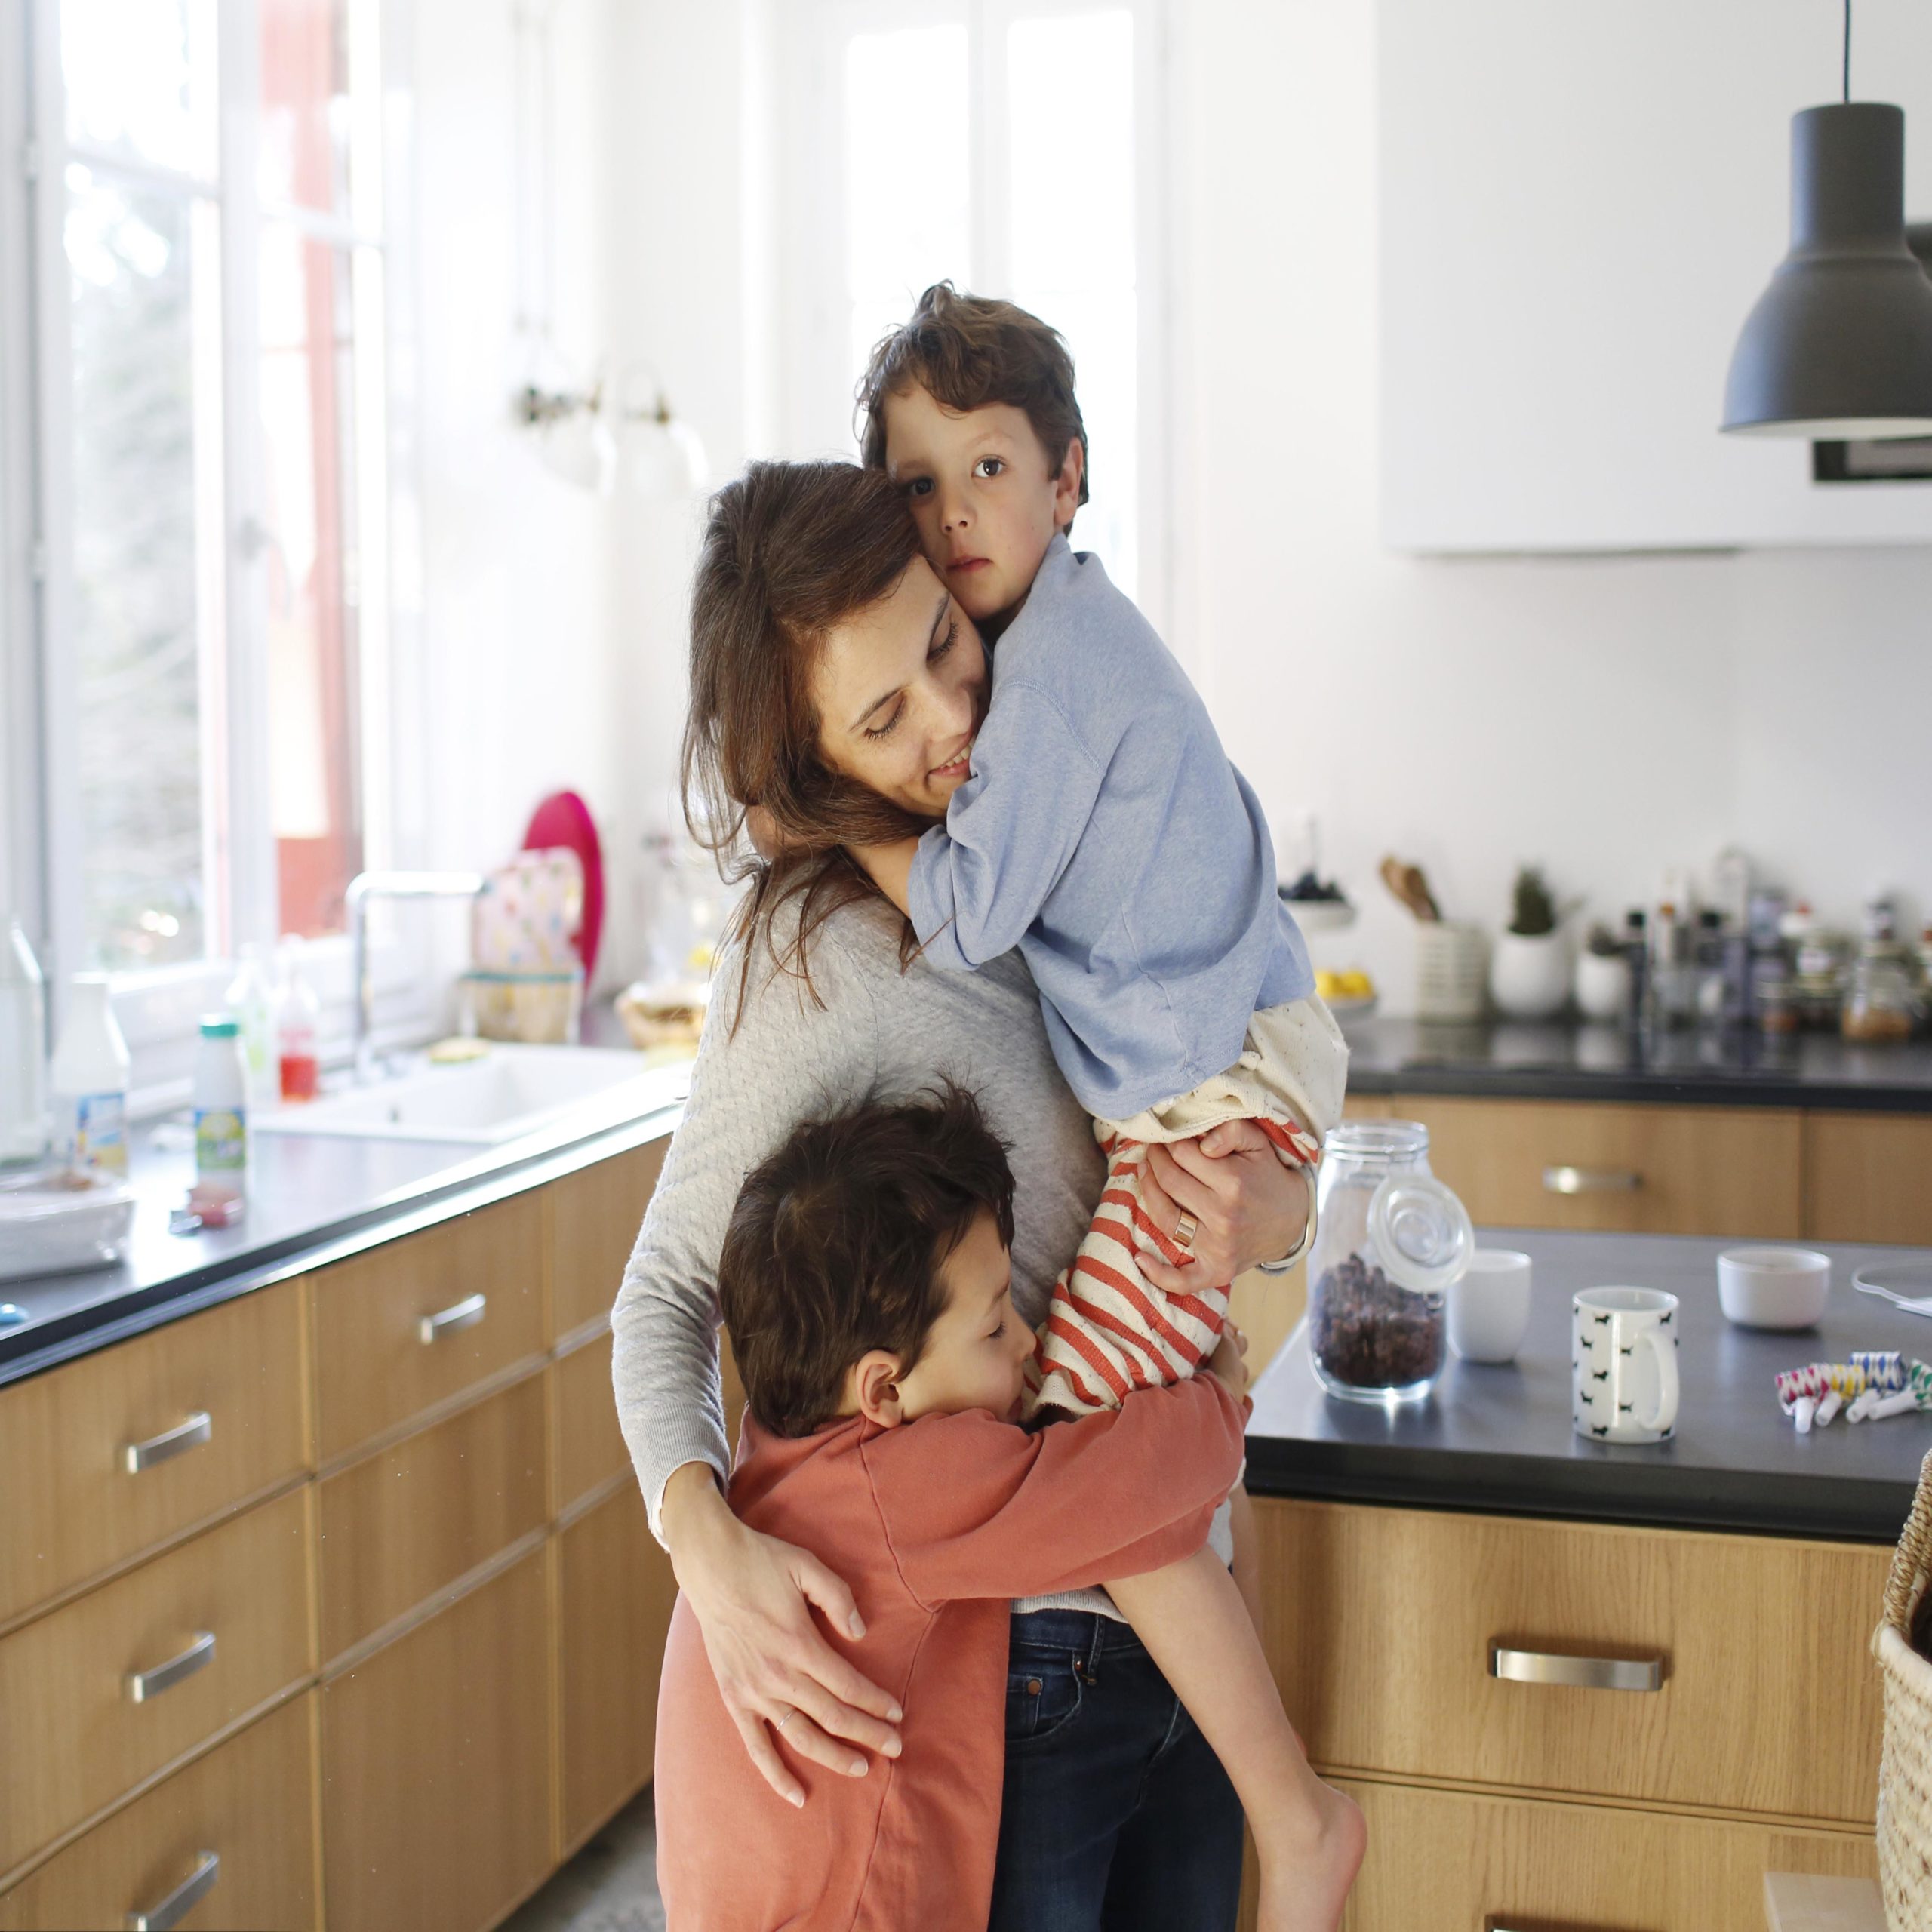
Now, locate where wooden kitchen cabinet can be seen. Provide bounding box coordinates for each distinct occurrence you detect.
[316,1370,549,1663]
[558,1483,677,1855]
[1385,1094,1804,1238]
[321,1548,553,1932]
[312,1195,546,1462]
[1255,1497,1886,1826]
[0,1694,318,1932]
[0,1278,309,1629]
[1803,1112,1932,1247]
[547,1140,667,1339]
[0,1485,315,1875]
[1334,1777,1877,1932]
[2,1126,676,1927]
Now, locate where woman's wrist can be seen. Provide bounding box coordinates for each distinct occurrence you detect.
[659,1460,734,1574]
[1254,1168,1315,1274]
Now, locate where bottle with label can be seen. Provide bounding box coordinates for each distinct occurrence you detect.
[275,939,321,1103]
[223,943,276,1113]
[1,919,48,1164]
[49,974,131,1174]
[192,1015,248,1217]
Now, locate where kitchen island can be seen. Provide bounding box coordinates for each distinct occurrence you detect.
[1240,1226,1915,1931]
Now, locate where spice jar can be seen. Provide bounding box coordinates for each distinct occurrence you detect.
[1307,1121,1474,1403]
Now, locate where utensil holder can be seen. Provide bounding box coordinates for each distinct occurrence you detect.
[1416,921,1487,1022]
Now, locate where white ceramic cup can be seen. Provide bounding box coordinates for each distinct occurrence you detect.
[1572,1287,1680,1444]
[1448,1249,1533,1363]
[1717,1247,1830,1330]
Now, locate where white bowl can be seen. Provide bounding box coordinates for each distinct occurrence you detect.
[1717,1247,1831,1330]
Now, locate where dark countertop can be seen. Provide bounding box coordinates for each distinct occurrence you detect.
[1245,1228,1932,1544]
[1340,1014,1932,1112]
[0,1057,691,1390]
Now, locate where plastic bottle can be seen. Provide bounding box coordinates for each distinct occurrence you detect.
[1,919,48,1164]
[223,943,276,1114]
[192,1015,248,1218]
[49,975,131,1174]
[275,940,321,1103]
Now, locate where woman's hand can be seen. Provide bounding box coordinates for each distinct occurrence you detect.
[1137,1120,1312,1294]
[660,1463,904,1807]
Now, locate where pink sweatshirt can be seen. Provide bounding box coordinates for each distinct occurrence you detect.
[653,1375,1247,1931]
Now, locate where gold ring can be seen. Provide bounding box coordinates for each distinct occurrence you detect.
[1173,1210,1199,1254]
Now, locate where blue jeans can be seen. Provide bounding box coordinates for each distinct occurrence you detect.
[987,1608,1244,1932]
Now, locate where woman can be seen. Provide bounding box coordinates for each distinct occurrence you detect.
[611,460,1310,1929]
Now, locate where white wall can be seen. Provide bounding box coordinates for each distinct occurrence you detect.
[1168,0,1932,1012]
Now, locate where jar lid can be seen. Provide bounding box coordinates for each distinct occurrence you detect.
[198,1015,239,1038]
[1367,1174,1475,1294]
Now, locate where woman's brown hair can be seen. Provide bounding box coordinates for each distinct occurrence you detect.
[856,281,1089,517]
[681,459,935,1024]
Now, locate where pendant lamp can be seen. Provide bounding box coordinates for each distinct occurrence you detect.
[1722,6,1932,439]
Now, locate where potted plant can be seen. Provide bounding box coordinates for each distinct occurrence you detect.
[1490,867,1572,1020]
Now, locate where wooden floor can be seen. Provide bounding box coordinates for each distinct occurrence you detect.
[499,1789,663,1932]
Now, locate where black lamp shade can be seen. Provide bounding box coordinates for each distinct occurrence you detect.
[1723,103,1932,438]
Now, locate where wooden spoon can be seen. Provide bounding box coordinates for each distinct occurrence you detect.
[1379,856,1441,923]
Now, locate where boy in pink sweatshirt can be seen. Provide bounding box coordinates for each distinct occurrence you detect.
[652,1086,1250,1931]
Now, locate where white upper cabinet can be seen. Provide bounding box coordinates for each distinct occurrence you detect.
[1378,0,1932,552]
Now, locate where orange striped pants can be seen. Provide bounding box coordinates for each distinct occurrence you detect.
[1027,1114,1321,1417]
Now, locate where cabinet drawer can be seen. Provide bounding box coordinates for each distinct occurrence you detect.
[313,1197,545,1460]
[322,1548,552,1932]
[555,1331,627,1509]
[0,1693,318,1930]
[1388,1094,1803,1236]
[1803,1112,1932,1246]
[0,1486,315,1875]
[549,1140,666,1338]
[558,1484,675,1851]
[0,1283,309,1627]
[318,1373,548,1663]
[1332,1777,1876,1932]
[1256,1499,1887,1823]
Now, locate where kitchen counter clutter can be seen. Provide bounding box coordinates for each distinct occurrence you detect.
[1343,1014,1932,1112]
[0,1055,691,1389]
[1247,1228,1932,1542]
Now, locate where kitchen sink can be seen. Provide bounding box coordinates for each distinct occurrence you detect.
[254,1044,688,1146]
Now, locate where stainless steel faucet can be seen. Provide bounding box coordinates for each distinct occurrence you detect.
[346,870,485,1081]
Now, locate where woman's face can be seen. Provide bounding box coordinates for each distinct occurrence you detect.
[811,553,987,819]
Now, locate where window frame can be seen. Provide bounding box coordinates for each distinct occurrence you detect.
[771,0,1172,635]
[3,0,428,1105]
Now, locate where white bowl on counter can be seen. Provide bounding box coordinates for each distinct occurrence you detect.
[1718,1247,1831,1330]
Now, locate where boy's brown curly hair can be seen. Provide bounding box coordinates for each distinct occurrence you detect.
[856,282,1090,520]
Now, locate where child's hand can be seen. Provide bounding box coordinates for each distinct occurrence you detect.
[1206,1321,1251,1402]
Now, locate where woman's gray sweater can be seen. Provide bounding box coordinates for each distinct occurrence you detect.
[609,891,1230,1617]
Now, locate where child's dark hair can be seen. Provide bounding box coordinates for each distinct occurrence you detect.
[857,282,1090,518]
[718,1084,1017,1439]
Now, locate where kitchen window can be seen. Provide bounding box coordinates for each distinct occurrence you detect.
[0,0,411,1086]
[771,0,1168,623]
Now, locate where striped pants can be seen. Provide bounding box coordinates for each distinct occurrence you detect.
[1027,1113,1321,1418]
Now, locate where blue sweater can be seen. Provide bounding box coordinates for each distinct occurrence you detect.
[906,536,1312,1120]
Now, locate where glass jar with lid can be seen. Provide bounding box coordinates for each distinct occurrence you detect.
[1842,946,1920,1044]
[1306,1121,1473,1403]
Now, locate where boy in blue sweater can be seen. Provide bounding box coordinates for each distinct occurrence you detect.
[825,283,1360,1930]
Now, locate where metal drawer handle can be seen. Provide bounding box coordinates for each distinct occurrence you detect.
[1489,1641,1663,1693]
[122,1411,212,1474]
[418,1292,486,1345]
[1543,1165,1642,1195]
[128,1850,219,1931]
[127,1631,217,1704]
[1485,1921,1637,1932]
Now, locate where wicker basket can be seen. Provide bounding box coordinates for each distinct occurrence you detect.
[1876,1445,1932,1927]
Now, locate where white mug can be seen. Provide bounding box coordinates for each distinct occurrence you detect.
[1572,1287,1680,1444]
[1448,1249,1533,1363]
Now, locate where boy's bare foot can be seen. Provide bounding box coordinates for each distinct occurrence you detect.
[1255,1779,1366,1932]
